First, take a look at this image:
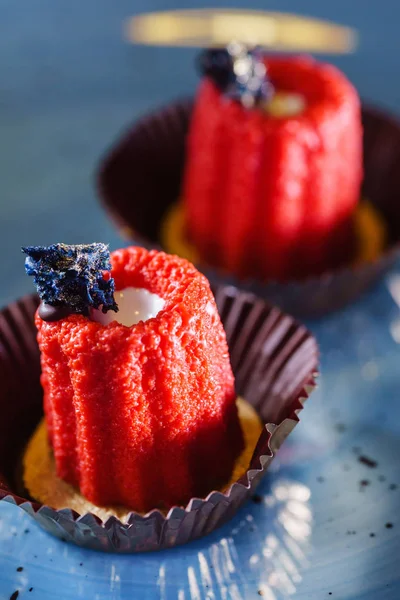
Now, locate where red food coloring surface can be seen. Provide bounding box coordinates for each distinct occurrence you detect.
[36,247,243,512]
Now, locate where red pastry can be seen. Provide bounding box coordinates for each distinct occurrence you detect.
[183,53,363,281]
[35,246,243,512]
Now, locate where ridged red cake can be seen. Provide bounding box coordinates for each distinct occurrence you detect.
[36,247,243,512]
[183,55,363,281]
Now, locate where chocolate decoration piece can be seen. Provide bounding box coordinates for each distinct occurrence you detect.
[198,44,273,108]
[38,302,74,322]
[197,47,234,90]
[22,243,118,315]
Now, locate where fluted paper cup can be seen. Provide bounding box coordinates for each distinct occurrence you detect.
[0,285,318,552]
[97,99,400,318]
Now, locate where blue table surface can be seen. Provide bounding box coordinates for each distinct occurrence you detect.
[1,1,400,598]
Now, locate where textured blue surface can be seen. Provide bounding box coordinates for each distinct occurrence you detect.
[1,0,400,598]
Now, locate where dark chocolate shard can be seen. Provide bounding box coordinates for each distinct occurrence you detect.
[22,243,118,315]
[197,47,235,90]
[197,43,273,108]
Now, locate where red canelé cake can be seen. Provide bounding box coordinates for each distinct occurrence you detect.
[183,55,363,281]
[36,247,243,512]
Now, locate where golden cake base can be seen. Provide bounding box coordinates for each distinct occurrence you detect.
[23,397,263,522]
[160,200,387,272]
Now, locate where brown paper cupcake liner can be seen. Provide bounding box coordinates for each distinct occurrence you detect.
[0,285,317,552]
[97,99,400,318]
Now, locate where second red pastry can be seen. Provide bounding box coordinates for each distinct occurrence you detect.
[184,54,363,281]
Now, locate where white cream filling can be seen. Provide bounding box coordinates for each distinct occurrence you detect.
[92,287,165,327]
[265,92,306,118]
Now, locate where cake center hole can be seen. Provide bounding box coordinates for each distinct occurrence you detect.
[265,92,306,117]
[92,287,165,326]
